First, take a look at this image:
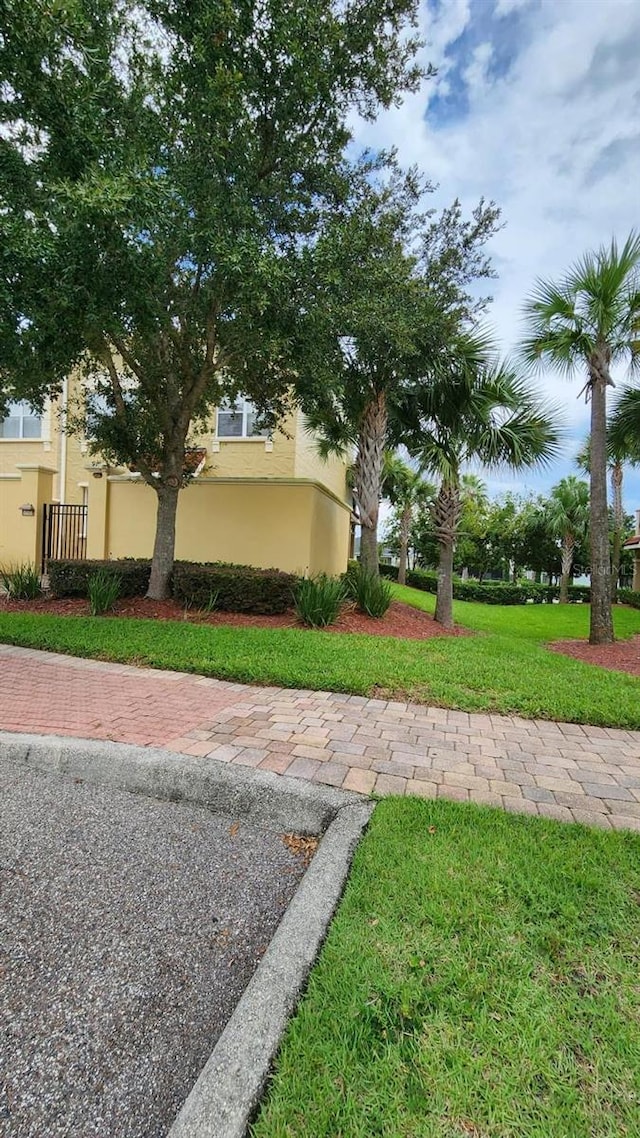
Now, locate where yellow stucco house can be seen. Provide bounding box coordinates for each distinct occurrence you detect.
[0,386,353,577]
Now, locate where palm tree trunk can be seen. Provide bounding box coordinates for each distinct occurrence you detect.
[398,503,411,585]
[355,391,388,575]
[433,480,460,630]
[559,533,574,603]
[588,358,614,644]
[611,460,623,597]
[360,525,379,574]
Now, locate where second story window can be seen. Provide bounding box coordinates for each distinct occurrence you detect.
[216,398,269,439]
[0,401,42,439]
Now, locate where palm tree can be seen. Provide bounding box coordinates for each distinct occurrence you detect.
[576,428,640,592]
[522,233,640,644]
[407,338,561,628]
[382,453,434,584]
[609,387,640,453]
[546,476,590,603]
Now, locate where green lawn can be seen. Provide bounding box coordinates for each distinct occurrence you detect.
[0,591,639,727]
[390,582,640,640]
[251,798,640,1138]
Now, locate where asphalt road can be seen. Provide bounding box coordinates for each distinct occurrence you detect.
[0,756,308,1138]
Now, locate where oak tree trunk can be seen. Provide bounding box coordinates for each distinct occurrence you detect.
[355,390,388,575]
[148,483,181,599]
[588,357,614,644]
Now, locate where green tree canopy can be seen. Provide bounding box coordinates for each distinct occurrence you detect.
[402,336,561,627]
[300,171,501,574]
[381,452,434,583]
[0,0,426,596]
[546,476,590,603]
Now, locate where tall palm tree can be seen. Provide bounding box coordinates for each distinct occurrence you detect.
[407,341,561,628]
[522,233,640,644]
[576,427,640,592]
[382,453,434,584]
[546,476,590,603]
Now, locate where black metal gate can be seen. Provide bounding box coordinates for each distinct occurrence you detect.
[42,504,88,571]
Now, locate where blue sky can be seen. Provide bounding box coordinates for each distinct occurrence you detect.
[353,0,640,514]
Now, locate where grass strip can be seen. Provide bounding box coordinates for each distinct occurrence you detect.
[252,797,640,1138]
[0,609,640,727]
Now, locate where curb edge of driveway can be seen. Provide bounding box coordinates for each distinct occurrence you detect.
[1,731,374,1138]
[168,797,374,1138]
[0,730,360,834]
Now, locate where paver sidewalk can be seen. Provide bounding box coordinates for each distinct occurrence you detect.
[2,644,640,830]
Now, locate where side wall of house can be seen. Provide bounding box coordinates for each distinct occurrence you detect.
[293,410,350,503]
[96,476,351,576]
[0,466,56,568]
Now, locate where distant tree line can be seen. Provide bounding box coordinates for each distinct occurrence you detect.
[381,463,635,598]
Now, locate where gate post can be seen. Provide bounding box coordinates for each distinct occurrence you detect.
[14,465,56,571]
[85,465,109,559]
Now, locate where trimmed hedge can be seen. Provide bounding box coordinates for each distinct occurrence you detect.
[49,559,151,597]
[379,563,593,605]
[619,587,640,609]
[49,557,298,614]
[172,561,297,614]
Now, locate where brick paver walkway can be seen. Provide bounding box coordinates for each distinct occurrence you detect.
[2,645,640,830]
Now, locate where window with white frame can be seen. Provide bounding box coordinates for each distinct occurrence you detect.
[0,401,42,439]
[216,398,269,439]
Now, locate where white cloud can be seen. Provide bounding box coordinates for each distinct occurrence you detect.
[463,41,493,98]
[354,0,640,507]
[494,0,534,16]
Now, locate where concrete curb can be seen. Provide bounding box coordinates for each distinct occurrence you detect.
[168,799,374,1138]
[1,732,374,1137]
[0,732,358,835]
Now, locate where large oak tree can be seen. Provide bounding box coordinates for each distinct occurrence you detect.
[0,0,426,596]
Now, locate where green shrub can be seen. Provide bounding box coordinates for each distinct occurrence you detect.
[87,569,121,616]
[0,562,42,600]
[395,566,564,606]
[378,563,399,581]
[49,558,151,597]
[566,584,591,603]
[346,564,392,617]
[619,587,640,609]
[173,561,297,614]
[295,574,346,627]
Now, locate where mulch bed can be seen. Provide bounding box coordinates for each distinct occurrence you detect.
[0,595,466,641]
[551,635,640,677]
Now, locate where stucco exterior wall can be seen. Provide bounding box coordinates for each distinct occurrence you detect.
[309,479,352,575]
[1,384,350,573]
[0,396,87,504]
[0,465,55,567]
[193,411,298,480]
[99,476,350,576]
[293,410,350,503]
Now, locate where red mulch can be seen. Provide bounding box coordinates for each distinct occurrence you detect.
[551,636,640,677]
[0,595,466,641]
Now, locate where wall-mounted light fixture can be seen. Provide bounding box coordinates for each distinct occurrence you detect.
[20,503,35,516]
[92,470,103,479]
